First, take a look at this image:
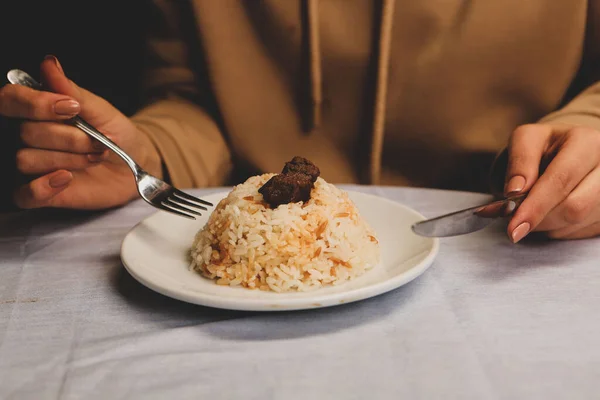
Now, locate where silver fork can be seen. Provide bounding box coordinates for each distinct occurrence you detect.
[6,69,212,220]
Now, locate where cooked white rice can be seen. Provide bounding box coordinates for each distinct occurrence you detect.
[190,174,380,292]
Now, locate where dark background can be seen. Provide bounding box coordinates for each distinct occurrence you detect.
[0,1,151,211]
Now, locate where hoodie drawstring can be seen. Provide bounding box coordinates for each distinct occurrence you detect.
[307,0,322,130]
[369,0,395,184]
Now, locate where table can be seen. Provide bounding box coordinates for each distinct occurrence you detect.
[2,186,600,399]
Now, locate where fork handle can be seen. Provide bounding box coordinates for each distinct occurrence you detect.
[70,116,141,174]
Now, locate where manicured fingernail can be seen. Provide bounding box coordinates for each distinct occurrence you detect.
[87,151,108,163]
[44,54,64,74]
[49,171,72,188]
[54,99,80,116]
[511,222,531,243]
[505,175,526,196]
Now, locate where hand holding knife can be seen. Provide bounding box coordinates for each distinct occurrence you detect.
[411,142,556,239]
[412,147,534,238]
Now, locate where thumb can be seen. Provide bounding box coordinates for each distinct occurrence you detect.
[40,55,118,126]
[504,124,553,196]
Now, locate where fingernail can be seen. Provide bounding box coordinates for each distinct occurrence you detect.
[54,99,80,116]
[87,151,108,163]
[44,54,64,74]
[505,175,526,196]
[49,171,72,188]
[511,222,531,243]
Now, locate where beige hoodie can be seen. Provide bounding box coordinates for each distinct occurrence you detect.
[131,0,600,192]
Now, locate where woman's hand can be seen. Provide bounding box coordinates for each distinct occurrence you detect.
[505,123,600,242]
[1,56,162,210]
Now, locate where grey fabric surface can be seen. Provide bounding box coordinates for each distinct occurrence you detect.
[1,186,599,400]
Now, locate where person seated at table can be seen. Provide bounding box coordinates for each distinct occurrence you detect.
[2,0,600,243]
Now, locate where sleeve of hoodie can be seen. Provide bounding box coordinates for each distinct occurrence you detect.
[130,0,232,188]
[537,1,600,129]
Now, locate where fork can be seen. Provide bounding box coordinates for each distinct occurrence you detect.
[6,69,212,220]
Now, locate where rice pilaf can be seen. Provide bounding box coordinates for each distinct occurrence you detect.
[190,174,380,292]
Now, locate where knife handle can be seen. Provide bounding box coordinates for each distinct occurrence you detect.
[474,193,527,218]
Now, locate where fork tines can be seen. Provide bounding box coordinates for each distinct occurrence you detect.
[159,190,213,220]
[173,189,213,207]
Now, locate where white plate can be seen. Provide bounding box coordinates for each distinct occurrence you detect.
[121,190,439,311]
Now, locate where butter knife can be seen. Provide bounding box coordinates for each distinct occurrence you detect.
[411,193,527,237]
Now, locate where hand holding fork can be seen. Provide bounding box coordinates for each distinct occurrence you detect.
[2,56,210,219]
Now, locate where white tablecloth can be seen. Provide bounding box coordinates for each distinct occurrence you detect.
[1,186,600,399]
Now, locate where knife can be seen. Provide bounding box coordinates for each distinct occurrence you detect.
[411,193,527,237]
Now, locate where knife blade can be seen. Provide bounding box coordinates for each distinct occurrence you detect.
[411,193,527,237]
